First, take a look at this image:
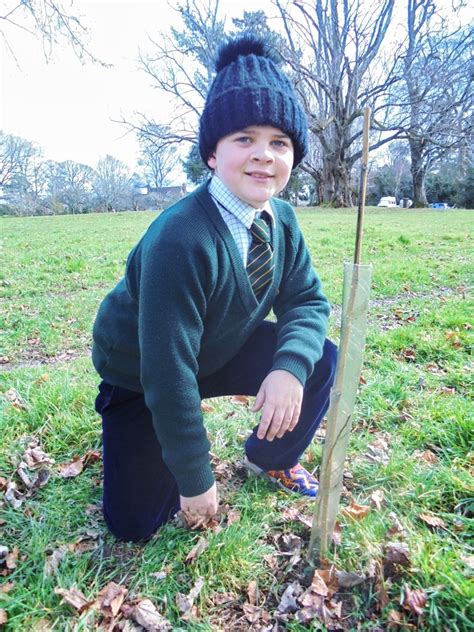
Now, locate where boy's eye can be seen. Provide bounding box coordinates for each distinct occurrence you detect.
[272,139,289,148]
[234,136,252,144]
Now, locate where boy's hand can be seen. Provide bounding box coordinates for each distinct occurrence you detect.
[252,369,303,441]
[180,482,218,519]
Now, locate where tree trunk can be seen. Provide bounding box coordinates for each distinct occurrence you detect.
[409,139,428,207]
[321,159,353,207]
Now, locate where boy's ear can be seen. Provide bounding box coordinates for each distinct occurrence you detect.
[207,153,217,170]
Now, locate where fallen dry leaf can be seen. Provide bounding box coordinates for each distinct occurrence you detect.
[402,584,427,616]
[413,449,438,465]
[332,521,343,546]
[211,591,237,606]
[336,570,366,588]
[365,436,390,464]
[176,577,204,616]
[281,505,312,528]
[278,533,303,569]
[0,582,14,594]
[310,570,329,597]
[461,555,474,570]
[175,510,221,532]
[69,535,99,556]
[200,400,215,413]
[276,581,304,614]
[83,450,101,466]
[387,609,414,630]
[132,598,171,630]
[370,489,385,510]
[185,536,209,563]
[22,442,54,470]
[263,552,278,571]
[44,545,69,577]
[33,373,50,385]
[401,348,417,362]
[384,542,411,573]
[342,500,371,521]
[54,586,93,612]
[0,477,7,491]
[5,547,18,571]
[387,512,406,537]
[369,559,390,611]
[0,609,7,625]
[3,388,27,410]
[243,602,270,625]
[247,579,258,606]
[97,581,127,618]
[439,386,456,395]
[419,513,446,529]
[226,507,241,526]
[297,592,340,625]
[229,395,250,406]
[16,463,50,492]
[58,456,84,478]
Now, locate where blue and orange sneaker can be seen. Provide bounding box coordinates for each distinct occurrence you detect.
[244,459,319,498]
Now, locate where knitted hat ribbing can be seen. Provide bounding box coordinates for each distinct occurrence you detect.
[199,36,308,168]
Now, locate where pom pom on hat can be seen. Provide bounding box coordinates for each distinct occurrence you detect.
[199,35,308,169]
[215,36,278,72]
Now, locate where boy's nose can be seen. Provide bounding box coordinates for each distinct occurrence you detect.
[250,144,274,162]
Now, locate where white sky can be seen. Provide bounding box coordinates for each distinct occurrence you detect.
[0,0,269,175]
[1,0,467,179]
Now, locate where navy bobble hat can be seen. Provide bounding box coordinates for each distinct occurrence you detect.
[199,36,308,168]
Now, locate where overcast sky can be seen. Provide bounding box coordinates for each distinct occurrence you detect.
[0,0,266,176]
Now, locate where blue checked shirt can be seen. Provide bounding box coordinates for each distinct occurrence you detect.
[209,175,274,264]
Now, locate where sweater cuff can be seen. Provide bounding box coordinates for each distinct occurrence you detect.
[173,460,215,497]
[271,355,310,387]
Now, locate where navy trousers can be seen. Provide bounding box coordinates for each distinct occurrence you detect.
[95,321,337,541]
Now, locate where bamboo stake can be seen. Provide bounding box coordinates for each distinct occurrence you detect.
[354,107,371,264]
[309,106,372,561]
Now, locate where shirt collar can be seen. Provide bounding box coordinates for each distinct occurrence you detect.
[209,175,275,229]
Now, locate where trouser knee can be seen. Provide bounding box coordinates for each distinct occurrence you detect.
[306,338,337,390]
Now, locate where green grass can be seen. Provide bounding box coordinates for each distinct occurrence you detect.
[1,207,473,630]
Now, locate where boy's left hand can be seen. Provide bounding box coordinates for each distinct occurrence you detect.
[252,370,303,441]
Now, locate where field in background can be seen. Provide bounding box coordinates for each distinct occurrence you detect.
[1,208,472,630]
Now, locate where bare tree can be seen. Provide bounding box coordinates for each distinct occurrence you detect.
[125,0,225,151]
[275,0,399,207]
[386,0,473,206]
[0,131,38,185]
[137,125,180,189]
[0,0,103,63]
[95,155,132,212]
[48,160,96,213]
[0,132,49,214]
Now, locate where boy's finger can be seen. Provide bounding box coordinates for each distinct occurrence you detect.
[251,389,264,412]
[266,408,285,441]
[276,412,293,438]
[288,407,301,431]
[256,406,274,440]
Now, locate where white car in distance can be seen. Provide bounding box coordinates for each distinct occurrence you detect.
[377,196,398,207]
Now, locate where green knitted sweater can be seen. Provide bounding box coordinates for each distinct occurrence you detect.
[92,182,330,496]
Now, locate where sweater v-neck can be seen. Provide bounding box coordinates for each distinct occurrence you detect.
[195,183,280,316]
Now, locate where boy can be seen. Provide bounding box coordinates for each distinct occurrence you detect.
[92,36,337,542]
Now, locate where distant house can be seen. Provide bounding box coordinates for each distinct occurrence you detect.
[132,183,187,210]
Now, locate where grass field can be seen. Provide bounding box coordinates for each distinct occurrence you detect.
[1,207,472,630]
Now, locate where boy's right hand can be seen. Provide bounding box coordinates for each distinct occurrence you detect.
[180,482,218,519]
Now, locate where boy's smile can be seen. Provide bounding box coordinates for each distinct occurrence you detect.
[207,126,294,208]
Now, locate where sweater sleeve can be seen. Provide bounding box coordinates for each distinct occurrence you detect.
[129,232,215,498]
[271,217,330,386]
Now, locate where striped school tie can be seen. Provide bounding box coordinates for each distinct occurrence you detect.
[247,213,274,298]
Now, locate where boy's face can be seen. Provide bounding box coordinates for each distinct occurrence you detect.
[207,126,294,208]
